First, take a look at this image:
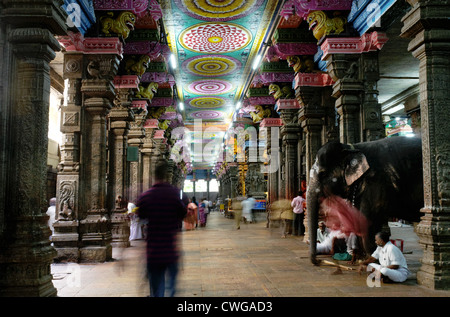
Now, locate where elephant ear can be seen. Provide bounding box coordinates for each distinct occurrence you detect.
[344,150,370,186]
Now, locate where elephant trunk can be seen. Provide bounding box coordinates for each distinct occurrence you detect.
[307,161,321,265]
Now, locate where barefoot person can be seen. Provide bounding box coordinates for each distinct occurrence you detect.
[359,232,410,283]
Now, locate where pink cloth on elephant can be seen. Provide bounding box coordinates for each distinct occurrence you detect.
[321,195,369,238]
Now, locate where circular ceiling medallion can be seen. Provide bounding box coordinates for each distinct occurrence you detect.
[188,96,227,108]
[182,55,241,77]
[189,110,224,120]
[179,23,252,53]
[187,79,233,95]
[174,0,264,22]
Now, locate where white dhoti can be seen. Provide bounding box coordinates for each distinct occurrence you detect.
[129,214,143,241]
[367,263,410,283]
[316,241,332,254]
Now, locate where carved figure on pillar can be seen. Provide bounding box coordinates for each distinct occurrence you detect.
[135,82,158,99]
[100,11,137,39]
[287,55,315,73]
[125,55,151,77]
[306,11,347,41]
[249,105,273,123]
[269,83,295,100]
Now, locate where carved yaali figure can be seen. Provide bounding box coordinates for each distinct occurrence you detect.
[250,105,272,123]
[147,106,166,119]
[306,10,346,41]
[125,55,151,77]
[158,119,170,130]
[281,86,295,99]
[100,11,136,39]
[287,55,315,73]
[269,84,294,100]
[135,82,158,100]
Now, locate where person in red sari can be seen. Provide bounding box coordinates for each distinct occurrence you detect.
[184,198,198,230]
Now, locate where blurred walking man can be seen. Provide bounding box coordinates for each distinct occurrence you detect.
[137,160,186,297]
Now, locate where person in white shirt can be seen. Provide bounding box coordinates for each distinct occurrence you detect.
[317,221,330,243]
[242,195,256,223]
[291,191,305,236]
[360,231,410,283]
[128,201,143,240]
[316,227,345,254]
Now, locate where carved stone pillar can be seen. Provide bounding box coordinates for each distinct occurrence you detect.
[0,0,67,296]
[325,53,363,144]
[296,81,336,243]
[141,129,154,191]
[109,81,136,248]
[150,139,161,186]
[401,0,450,290]
[260,119,283,205]
[53,53,83,262]
[296,83,336,184]
[128,108,147,202]
[360,52,384,141]
[321,32,388,143]
[278,103,300,200]
[141,118,158,191]
[79,53,120,262]
[228,165,239,198]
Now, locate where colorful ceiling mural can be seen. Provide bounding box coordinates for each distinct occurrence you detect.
[62,0,397,174]
[160,0,284,169]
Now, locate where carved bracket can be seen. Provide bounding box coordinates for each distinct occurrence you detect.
[260,118,283,127]
[320,31,388,59]
[276,99,301,111]
[153,130,165,139]
[266,42,318,60]
[294,72,334,88]
[114,75,140,89]
[58,32,123,55]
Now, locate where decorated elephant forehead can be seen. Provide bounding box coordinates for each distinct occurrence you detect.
[186,79,233,95]
[182,55,241,77]
[174,0,265,22]
[179,22,252,53]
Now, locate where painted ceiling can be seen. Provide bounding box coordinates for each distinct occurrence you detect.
[61,0,410,177]
[160,0,284,170]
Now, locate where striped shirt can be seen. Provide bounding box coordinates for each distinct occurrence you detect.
[136,182,186,264]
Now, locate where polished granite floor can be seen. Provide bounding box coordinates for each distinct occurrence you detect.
[52,211,450,298]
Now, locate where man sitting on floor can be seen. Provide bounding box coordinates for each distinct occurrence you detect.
[359,231,410,283]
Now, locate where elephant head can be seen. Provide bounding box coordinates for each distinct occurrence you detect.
[307,141,369,264]
[307,137,423,265]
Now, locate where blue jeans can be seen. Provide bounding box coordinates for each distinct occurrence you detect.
[147,261,179,297]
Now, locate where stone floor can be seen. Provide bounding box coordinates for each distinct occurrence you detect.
[52,211,450,297]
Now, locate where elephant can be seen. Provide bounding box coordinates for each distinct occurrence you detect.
[307,136,423,265]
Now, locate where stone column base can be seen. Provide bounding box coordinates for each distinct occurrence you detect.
[111,211,130,248]
[80,246,113,263]
[53,220,80,262]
